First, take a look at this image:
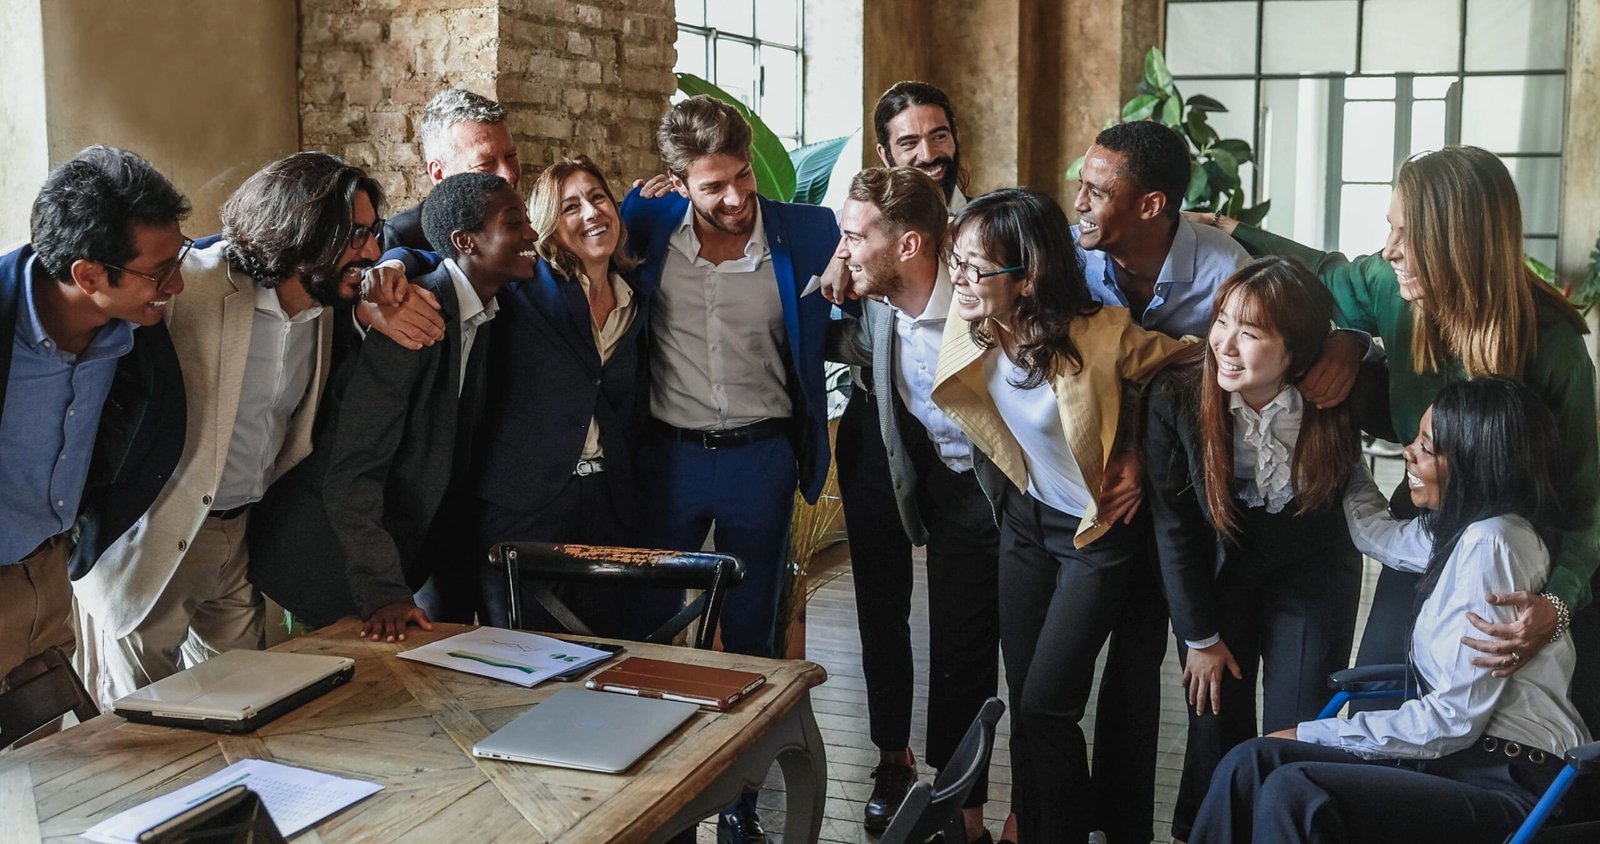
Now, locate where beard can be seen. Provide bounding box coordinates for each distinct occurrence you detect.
[302,258,374,306]
[693,198,756,236]
[905,152,961,202]
[853,255,904,302]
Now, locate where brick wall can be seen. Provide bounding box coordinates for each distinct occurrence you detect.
[298,0,676,214]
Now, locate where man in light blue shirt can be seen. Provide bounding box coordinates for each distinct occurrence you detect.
[0,146,190,691]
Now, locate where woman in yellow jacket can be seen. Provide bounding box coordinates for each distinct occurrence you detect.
[932,188,1196,843]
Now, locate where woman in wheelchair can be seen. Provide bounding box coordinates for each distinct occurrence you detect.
[1189,377,1592,843]
[1144,257,1364,841]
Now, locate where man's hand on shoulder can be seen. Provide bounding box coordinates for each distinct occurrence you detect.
[356,262,444,349]
[631,173,674,200]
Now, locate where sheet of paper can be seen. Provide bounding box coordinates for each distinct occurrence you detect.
[398,627,613,687]
[84,758,382,843]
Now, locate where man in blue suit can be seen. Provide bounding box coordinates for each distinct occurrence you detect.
[621,95,840,843]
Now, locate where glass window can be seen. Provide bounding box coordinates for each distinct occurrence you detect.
[760,45,800,139]
[1465,0,1568,72]
[1262,0,1358,75]
[705,0,752,34]
[1166,2,1259,76]
[1338,184,1394,256]
[675,30,707,80]
[756,0,799,47]
[1341,101,1396,182]
[1505,156,1563,235]
[1361,0,1461,74]
[676,1,806,147]
[714,39,756,107]
[1460,75,1567,153]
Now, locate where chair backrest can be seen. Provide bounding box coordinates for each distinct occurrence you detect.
[0,649,99,749]
[490,542,745,649]
[879,697,1006,844]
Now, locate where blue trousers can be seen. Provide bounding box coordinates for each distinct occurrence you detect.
[635,430,797,658]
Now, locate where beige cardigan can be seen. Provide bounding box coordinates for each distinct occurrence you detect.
[932,305,1195,548]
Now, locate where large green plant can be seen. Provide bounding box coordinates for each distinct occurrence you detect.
[1069,48,1271,226]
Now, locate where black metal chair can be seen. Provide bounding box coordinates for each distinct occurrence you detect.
[0,648,98,749]
[1319,664,1600,843]
[490,542,744,649]
[879,697,1006,844]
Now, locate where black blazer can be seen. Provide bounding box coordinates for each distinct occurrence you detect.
[470,257,651,524]
[248,265,490,624]
[381,202,429,252]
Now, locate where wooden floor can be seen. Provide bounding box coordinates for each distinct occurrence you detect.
[694,457,1402,843]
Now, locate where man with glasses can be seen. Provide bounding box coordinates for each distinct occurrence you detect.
[72,152,387,705]
[827,167,1004,843]
[0,146,190,697]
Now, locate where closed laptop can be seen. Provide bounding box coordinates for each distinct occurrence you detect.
[113,650,355,733]
[472,688,698,773]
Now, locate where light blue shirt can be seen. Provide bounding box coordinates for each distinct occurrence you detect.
[0,255,135,563]
[1075,215,1250,339]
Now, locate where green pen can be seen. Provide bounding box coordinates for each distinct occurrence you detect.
[448,650,536,673]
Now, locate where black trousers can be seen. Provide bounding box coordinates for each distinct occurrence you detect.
[838,391,1002,804]
[1171,504,1363,840]
[1190,736,1561,844]
[998,487,1157,843]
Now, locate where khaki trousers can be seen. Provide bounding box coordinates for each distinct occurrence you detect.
[0,536,75,690]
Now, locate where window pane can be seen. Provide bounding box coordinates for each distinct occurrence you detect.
[1344,77,1395,100]
[705,0,753,36]
[1460,75,1566,153]
[1181,79,1258,148]
[759,46,800,138]
[1259,78,1335,244]
[756,0,799,46]
[1410,100,1447,156]
[1341,101,1396,182]
[1525,238,1557,268]
[1413,75,1457,100]
[1506,156,1562,234]
[675,30,707,79]
[1361,0,1460,73]
[1166,2,1258,76]
[713,38,756,107]
[676,0,705,27]
[1338,184,1394,256]
[1465,0,1568,72]
[1262,0,1357,74]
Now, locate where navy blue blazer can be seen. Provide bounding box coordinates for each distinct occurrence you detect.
[471,257,652,522]
[619,189,842,502]
[0,245,186,574]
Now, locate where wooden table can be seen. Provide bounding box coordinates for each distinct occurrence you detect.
[0,621,829,843]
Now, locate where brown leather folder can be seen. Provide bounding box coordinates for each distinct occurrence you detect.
[584,657,766,711]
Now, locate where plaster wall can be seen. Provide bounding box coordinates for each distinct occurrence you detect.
[0,0,48,250]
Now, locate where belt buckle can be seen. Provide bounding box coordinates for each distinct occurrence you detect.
[574,460,601,476]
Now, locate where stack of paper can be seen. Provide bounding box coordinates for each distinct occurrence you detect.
[399,627,614,687]
[84,758,382,843]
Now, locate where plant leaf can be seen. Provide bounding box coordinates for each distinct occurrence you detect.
[1185,109,1217,149]
[1145,47,1175,92]
[1237,199,1272,226]
[1213,138,1253,164]
[1160,94,1183,126]
[676,72,797,200]
[788,134,852,205]
[1204,159,1241,191]
[1122,94,1160,122]
[1207,146,1240,176]
[1184,161,1210,206]
[1186,94,1228,113]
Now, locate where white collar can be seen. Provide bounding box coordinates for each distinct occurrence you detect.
[671,200,769,262]
[442,258,500,326]
[254,281,322,324]
[890,263,954,324]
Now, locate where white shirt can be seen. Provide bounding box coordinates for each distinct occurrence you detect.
[984,352,1093,516]
[1297,467,1592,758]
[890,267,973,472]
[442,258,499,394]
[213,285,321,510]
[650,203,791,430]
[1229,387,1302,513]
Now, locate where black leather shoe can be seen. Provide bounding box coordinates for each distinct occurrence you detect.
[717,804,767,843]
[864,760,918,832]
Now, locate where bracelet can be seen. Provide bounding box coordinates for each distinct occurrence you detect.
[1541,591,1571,643]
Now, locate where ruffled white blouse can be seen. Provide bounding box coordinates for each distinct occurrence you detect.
[1229,387,1302,512]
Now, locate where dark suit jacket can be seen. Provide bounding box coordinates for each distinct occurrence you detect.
[381,202,429,252]
[0,244,187,573]
[471,257,651,523]
[619,189,843,502]
[248,265,490,624]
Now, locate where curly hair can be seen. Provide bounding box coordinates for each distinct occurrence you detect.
[30,145,190,284]
[220,152,382,288]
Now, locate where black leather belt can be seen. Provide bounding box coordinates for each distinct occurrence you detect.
[208,504,251,521]
[1481,735,1561,768]
[650,418,788,449]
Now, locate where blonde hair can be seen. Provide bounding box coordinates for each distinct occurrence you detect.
[1397,146,1583,377]
[525,156,639,281]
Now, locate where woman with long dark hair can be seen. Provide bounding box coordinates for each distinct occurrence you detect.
[931,187,1195,842]
[1189,377,1591,843]
[1194,147,1599,733]
[1145,257,1364,840]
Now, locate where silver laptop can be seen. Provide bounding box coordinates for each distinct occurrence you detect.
[113,650,355,733]
[473,688,698,773]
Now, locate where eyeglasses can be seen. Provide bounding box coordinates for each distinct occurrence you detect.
[945,251,1024,285]
[348,219,385,251]
[101,237,194,292]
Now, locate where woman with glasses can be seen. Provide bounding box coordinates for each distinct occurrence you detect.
[1193,146,1599,735]
[931,187,1196,843]
[1190,377,1590,844]
[1145,257,1365,841]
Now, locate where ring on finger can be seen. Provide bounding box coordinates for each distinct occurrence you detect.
[1509,651,1522,665]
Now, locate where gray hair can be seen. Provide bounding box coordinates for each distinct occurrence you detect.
[419,88,508,163]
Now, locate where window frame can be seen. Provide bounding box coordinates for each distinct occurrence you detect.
[675,1,806,148]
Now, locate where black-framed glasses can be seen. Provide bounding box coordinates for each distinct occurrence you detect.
[102,237,194,291]
[349,219,384,251]
[945,250,1023,285]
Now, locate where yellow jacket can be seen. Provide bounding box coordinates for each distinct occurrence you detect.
[932,306,1196,548]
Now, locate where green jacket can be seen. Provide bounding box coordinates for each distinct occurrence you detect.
[1234,224,1600,609]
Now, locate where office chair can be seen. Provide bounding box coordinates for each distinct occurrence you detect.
[490,542,744,649]
[879,697,1006,844]
[0,648,98,749]
[1319,664,1600,844]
